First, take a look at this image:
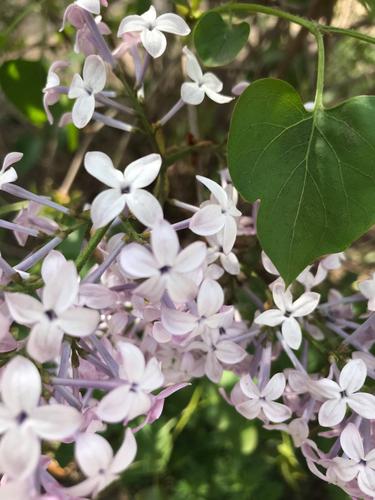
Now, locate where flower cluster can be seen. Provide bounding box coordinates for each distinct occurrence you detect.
[0,2,374,499]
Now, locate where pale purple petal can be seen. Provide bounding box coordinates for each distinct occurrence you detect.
[140,358,164,392]
[205,352,222,382]
[68,74,86,99]
[27,322,64,363]
[236,400,261,420]
[358,467,375,498]
[222,215,237,254]
[240,375,260,399]
[348,392,375,419]
[340,423,365,461]
[189,205,225,236]
[197,279,223,317]
[43,260,79,313]
[41,250,66,283]
[0,427,40,480]
[135,275,166,303]
[262,401,291,423]
[254,309,284,327]
[215,341,246,364]
[181,82,205,105]
[75,432,113,477]
[281,317,302,350]
[161,307,196,335]
[117,342,145,382]
[167,272,197,303]
[83,55,106,93]
[173,241,207,273]
[72,94,95,128]
[151,220,179,267]
[2,152,23,171]
[96,385,134,423]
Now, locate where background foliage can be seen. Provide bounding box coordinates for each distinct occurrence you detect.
[0,0,374,498]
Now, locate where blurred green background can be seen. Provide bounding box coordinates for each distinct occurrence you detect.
[1,0,374,498]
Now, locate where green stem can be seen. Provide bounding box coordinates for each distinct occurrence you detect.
[0,201,28,217]
[320,24,375,45]
[312,28,325,109]
[75,223,111,273]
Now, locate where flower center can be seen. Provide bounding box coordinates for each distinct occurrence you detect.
[159,265,171,274]
[121,185,131,194]
[17,411,28,424]
[130,382,139,393]
[45,309,57,320]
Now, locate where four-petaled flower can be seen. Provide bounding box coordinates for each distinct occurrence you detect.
[118,5,190,58]
[120,220,207,303]
[236,372,292,423]
[311,358,375,427]
[85,150,162,228]
[66,429,137,497]
[255,280,320,350]
[332,423,375,498]
[5,254,99,363]
[0,356,82,480]
[68,54,106,128]
[96,342,164,423]
[181,47,234,105]
[189,175,241,254]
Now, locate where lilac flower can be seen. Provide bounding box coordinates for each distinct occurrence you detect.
[332,424,375,497]
[189,175,241,254]
[311,359,375,427]
[0,356,82,479]
[120,220,207,303]
[84,151,162,228]
[255,280,320,350]
[96,342,164,423]
[43,61,69,124]
[181,47,234,105]
[5,254,99,363]
[13,202,59,246]
[66,429,137,497]
[118,6,190,58]
[0,152,22,188]
[236,373,292,423]
[68,55,106,128]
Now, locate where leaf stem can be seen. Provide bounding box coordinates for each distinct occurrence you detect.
[75,223,111,273]
[312,27,325,109]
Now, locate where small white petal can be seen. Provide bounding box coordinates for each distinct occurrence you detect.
[348,392,375,419]
[240,375,260,399]
[255,309,285,327]
[167,272,197,303]
[202,72,223,92]
[5,293,44,325]
[151,220,179,267]
[236,400,261,420]
[84,151,123,188]
[183,47,203,82]
[58,307,99,337]
[358,467,375,498]
[141,28,167,58]
[43,260,79,313]
[197,279,224,317]
[262,373,286,401]
[123,153,162,189]
[96,385,134,423]
[140,358,164,392]
[1,356,41,415]
[83,55,106,93]
[173,241,207,273]
[0,428,40,479]
[340,423,365,461]
[281,317,302,350]
[222,215,237,254]
[110,428,137,474]
[72,94,95,128]
[181,82,205,105]
[75,432,113,477]
[68,73,86,99]
[155,13,190,35]
[291,291,320,317]
[41,251,66,283]
[161,306,196,335]
[189,204,225,236]
[76,0,101,15]
[90,189,126,228]
[204,87,234,104]
[135,275,166,303]
[2,152,23,171]
[215,341,246,364]
[205,352,222,383]
[272,282,292,313]
[118,15,148,36]
[196,175,228,207]
[27,322,64,363]
[126,189,163,228]
[120,243,159,278]
[262,401,291,423]
[318,398,347,427]
[117,342,145,382]
[339,359,367,394]
[29,404,82,440]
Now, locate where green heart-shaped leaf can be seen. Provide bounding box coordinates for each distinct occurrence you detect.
[228,78,375,284]
[194,12,250,67]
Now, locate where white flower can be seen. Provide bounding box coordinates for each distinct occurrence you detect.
[255,280,320,350]
[311,359,375,427]
[68,55,106,128]
[120,220,207,303]
[181,47,234,105]
[189,175,241,254]
[84,151,162,229]
[358,272,375,311]
[66,429,137,497]
[206,234,240,275]
[236,373,292,423]
[161,279,233,338]
[5,254,99,363]
[0,356,82,479]
[118,5,190,58]
[0,153,22,188]
[332,423,375,497]
[96,342,164,423]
